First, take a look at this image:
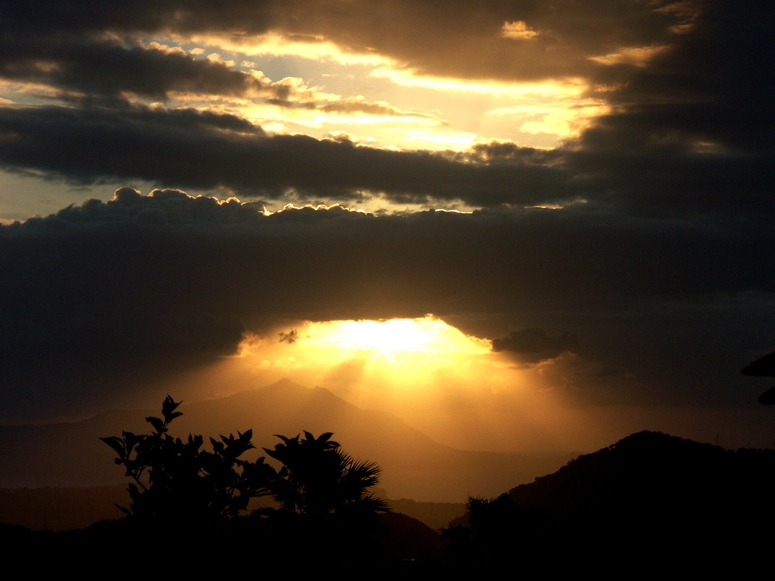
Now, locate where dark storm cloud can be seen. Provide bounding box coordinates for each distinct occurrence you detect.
[0,1,770,217]
[1,1,774,419]
[0,97,768,215]
[0,0,687,79]
[0,38,271,101]
[492,328,578,364]
[0,0,276,103]
[3,96,771,215]
[0,0,706,104]
[0,0,275,36]
[2,189,774,418]
[272,0,695,81]
[0,104,572,206]
[566,0,775,210]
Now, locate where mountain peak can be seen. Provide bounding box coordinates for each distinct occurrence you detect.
[258,377,311,392]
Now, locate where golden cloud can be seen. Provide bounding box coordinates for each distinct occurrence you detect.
[500,21,539,41]
[588,45,671,66]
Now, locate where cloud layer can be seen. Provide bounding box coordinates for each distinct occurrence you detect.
[2,188,773,418]
[1,1,773,424]
[0,0,770,214]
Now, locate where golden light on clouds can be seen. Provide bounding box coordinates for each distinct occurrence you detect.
[589,45,671,66]
[500,21,539,41]
[147,32,612,150]
[177,32,397,67]
[370,67,588,97]
[486,98,610,137]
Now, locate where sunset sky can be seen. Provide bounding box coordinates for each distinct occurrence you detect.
[1,0,774,454]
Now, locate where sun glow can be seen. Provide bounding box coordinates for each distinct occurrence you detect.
[303,316,490,355]
[172,315,592,457]
[231,316,516,408]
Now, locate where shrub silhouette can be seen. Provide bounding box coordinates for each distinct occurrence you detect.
[102,397,388,539]
[260,431,390,565]
[263,431,388,523]
[101,395,275,526]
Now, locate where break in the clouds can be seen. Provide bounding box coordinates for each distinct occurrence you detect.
[0,1,773,428]
[2,189,774,419]
[0,0,771,215]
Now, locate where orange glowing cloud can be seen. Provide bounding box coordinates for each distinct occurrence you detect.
[500,21,539,41]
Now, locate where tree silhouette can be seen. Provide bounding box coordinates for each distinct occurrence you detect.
[259,431,390,566]
[263,431,389,523]
[102,399,388,535]
[101,396,275,527]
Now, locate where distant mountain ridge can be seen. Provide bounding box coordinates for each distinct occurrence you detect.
[0,379,571,501]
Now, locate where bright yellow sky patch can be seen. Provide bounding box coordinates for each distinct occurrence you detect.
[157,32,607,151]
[487,99,609,137]
[230,317,513,410]
[370,67,588,97]
[392,128,480,150]
[302,316,491,355]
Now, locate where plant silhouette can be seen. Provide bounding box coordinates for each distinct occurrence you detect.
[101,397,388,545]
[101,395,275,526]
[263,431,389,524]
[259,431,390,566]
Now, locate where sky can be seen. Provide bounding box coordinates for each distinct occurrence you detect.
[1,0,774,454]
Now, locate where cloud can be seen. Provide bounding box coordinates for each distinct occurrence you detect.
[0,103,572,206]
[0,0,698,82]
[0,38,261,101]
[588,45,671,66]
[0,36,396,119]
[266,96,445,124]
[279,329,299,344]
[0,1,770,218]
[1,1,773,423]
[2,189,774,419]
[500,21,539,41]
[565,1,775,214]
[492,328,578,363]
[3,97,768,216]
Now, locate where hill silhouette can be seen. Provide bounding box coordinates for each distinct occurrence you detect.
[446,431,775,573]
[508,430,775,522]
[0,379,571,501]
[5,428,774,573]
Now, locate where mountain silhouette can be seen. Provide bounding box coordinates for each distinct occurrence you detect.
[436,431,775,573]
[508,430,775,519]
[462,431,775,573]
[0,379,571,501]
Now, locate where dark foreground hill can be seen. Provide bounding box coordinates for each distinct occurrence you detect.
[0,484,465,533]
[5,430,775,573]
[446,431,775,573]
[508,430,775,530]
